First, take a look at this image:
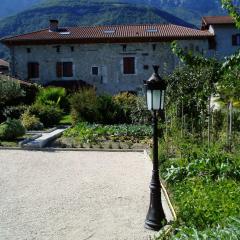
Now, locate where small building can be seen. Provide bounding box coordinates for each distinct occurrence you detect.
[0,59,9,74]
[1,16,239,94]
[201,16,240,59]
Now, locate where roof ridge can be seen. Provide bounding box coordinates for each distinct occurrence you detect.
[1,28,48,41]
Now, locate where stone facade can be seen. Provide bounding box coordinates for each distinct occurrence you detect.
[10,39,208,94]
[208,24,240,60]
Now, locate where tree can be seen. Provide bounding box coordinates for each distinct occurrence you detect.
[222,0,240,28]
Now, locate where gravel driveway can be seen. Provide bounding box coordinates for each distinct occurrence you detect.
[0,150,158,240]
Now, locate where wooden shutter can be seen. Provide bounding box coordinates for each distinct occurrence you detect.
[28,62,39,79]
[123,57,135,74]
[232,35,237,46]
[56,62,62,78]
[34,63,39,78]
[63,62,73,77]
[28,63,32,79]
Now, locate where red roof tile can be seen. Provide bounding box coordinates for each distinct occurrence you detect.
[0,59,9,67]
[202,16,235,26]
[1,23,213,45]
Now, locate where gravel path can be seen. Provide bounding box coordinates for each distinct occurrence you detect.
[0,150,158,240]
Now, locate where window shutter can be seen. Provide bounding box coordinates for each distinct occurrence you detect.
[28,62,39,79]
[56,62,62,78]
[123,57,135,74]
[232,35,237,46]
[28,63,32,79]
[63,62,73,77]
[34,63,39,78]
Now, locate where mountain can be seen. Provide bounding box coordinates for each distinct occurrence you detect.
[0,0,226,59]
[0,0,42,19]
[0,0,195,38]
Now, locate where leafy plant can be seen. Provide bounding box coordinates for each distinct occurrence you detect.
[36,87,67,110]
[21,110,43,130]
[3,105,27,119]
[0,119,25,140]
[69,88,98,124]
[28,102,63,127]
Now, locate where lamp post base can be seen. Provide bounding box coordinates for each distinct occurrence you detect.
[145,170,166,231]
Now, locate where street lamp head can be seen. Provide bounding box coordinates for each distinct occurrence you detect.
[144,65,167,111]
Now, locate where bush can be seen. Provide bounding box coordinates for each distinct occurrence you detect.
[0,119,25,140]
[36,87,67,110]
[29,102,63,127]
[96,95,122,124]
[3,105,27,119]
[21,111,43,130]
[69,88,98,124]
[113,92,150,124]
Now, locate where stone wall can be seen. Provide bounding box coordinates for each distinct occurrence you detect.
[11,39,208,94]
[209,24,240,60]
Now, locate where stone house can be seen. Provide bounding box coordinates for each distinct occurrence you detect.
[1,16,239,94]
[202,16,240,59]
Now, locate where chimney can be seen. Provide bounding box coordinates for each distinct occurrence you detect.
[49,20,59,32]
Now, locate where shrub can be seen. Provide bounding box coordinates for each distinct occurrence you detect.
[69,88,98,124]
[0,78,25,105]
[21,111,43,130]
[113,92,136,123]
[3,105,27,119]
[36,87,67,110]
[0,119,25,140]
[29,102,63,127]
[96,95,122,124]
[113,92,150,124]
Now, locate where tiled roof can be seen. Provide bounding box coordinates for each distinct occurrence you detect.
[1,23,213,45]
[0,59,9,67]
[202,16,235,26]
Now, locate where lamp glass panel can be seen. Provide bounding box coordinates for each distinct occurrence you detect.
[147,90,152,110]
[161,90,165,110]
[152,90,161,110]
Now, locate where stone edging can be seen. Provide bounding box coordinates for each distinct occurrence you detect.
[0,147,144,152]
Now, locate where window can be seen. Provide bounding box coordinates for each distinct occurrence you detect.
[71,46,74,52]
[152,44,156,51]
[143,65,149,70]
[56,46,60,53]
[56,62,73,78]
[28,62,39,79]
[92,66,99,75]
[122,44,127,52]
[208,38,216,49]
[123,57,135,74]
[27,48,31,53]
[232,34,240,46]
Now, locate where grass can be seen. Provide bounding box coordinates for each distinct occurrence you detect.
[59,114,72,125]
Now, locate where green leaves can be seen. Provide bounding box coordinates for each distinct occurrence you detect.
[63,122,151,144]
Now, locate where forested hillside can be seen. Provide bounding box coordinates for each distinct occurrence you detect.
[0,0,226,59]
[0,0,41,19]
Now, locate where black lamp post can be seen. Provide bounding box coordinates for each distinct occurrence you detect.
[144,65,167,231]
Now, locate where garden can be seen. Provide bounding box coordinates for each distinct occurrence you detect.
[0,74,152,149]
[0,1,240,238]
